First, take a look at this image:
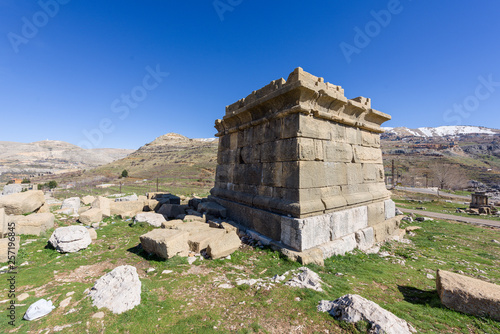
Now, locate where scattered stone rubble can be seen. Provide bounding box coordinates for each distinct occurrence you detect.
[318,294,416,334]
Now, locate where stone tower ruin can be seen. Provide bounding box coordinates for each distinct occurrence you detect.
[211,68,399,258]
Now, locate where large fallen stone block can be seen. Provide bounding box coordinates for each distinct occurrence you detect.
[110,200,144,218]
[36,203,50,214]
[0,236,20,263]
[0,190,45,215]
[81,195,96,205]
[140,229,189,259]
[10,213,55,236]
[135,212,166,227]
[61,197,81,215]
[198,201,227,218]
[79,208,103,225]
[188,228,226,253]
[89,265,141,314]
[207,230,241,259]
[92,196,111,217]
[161,219,185,229]
[147,192,180,205]
[318,294,416,334]
[171,221,212,233]
[48,225,92,253]
[436,269,500,321]
[158,204,187,219]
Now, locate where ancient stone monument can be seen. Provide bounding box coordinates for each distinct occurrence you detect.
[211,68,399,258]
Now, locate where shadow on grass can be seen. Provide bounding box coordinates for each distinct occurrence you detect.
[127,243,167,262]
[397,285,442,308]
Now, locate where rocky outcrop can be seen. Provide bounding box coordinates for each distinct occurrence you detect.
[88,265,141,314]
[436,269,500,321]
[318,294,416,334]
[48,226,92,253]
[0,190,45,215]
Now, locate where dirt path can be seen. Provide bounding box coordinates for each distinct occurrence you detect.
[399,208,500,229]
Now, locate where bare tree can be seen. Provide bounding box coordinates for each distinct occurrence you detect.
[430,162,468,190]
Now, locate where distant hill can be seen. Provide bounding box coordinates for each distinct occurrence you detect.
[0,140,133,182]
[382,125,499,138]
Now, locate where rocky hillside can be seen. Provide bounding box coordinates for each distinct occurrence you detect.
[88,133,218,183]
[0,140,133,182]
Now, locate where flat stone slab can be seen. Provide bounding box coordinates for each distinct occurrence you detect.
[110,200,144,218]
[318,294,416,334]
[140,229,189,259]
[437,269,500,321]
[89,265,141,314]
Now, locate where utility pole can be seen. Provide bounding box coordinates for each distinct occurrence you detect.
[156,177,159,192]
[120,182,122,194]
[392,160,396,189]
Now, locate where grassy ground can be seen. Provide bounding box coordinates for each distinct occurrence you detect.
[1,213,500,333]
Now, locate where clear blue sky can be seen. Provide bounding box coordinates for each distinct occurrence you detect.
[1,0,500,149]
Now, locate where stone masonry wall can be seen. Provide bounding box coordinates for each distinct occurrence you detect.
[211,68,395,252]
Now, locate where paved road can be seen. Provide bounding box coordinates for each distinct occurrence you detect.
[393,186,470,201]
[399,208,500,229]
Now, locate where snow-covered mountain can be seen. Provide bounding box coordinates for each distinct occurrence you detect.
[382,126,499,137]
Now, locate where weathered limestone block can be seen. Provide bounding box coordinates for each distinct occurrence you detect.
[10,213,55,236]
[318,294,416,334]
[281,206,368,252]
[158,204,187,219]
[89,265,141,314]
[206,230,241,259]
[82,196,96,206]
[436,269,500,321]
[188,228,226,253]
[384,199,396,220]
[110,200,144,218]
[197,201,227,218]
[79,208,103,225]
[0,190,45,215]
[135,212,166,227]
[0,236,20,263]
[91,196,111,217]
[61,197,81,215]
[373,217,401,242]
[36,203,50,214]
[140,229,189,259]
[49,226,92,253]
